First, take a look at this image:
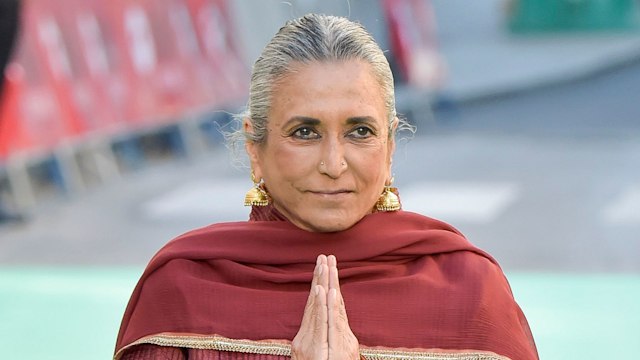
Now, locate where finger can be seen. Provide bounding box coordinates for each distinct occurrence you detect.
[308,285,329,357]
[327,254,336,268]
[328,287,339,324]
[328,287,348,324]
[310,255,325,291]
[292,285,329,360]
[317,254,329,295]
[328,288,359,360]
[309,255,329,302]
[300,285,328,333]
[299,257,326,331]
[327,260,349,338]
[314,285,328,339]
[328,255,340,294]
[328,288,337,345]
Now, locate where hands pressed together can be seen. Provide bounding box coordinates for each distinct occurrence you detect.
[291,255,360,360]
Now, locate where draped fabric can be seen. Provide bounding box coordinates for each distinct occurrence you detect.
[115,208,538,360]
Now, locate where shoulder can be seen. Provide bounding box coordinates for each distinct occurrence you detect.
[370,210,501,261]
[146,220,296,268]
[379,211,509,286]
[438,249,510,290]
[369,210,465,234]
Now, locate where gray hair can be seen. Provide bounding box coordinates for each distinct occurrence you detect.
[228,13,412,151]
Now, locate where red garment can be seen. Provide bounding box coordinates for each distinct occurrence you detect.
[115,208,537,360]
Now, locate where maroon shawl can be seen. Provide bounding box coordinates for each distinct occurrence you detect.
[115,210,537,360]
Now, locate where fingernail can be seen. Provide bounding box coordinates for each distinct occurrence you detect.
[318,265,323,276]
[315,285,320,296]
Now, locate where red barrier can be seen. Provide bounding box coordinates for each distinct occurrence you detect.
[382,0,446,88]
[98,0,186,123]
[188,0,248,104]
[0,0,80,158]
[0,0,247,159]
[51,0,124,134]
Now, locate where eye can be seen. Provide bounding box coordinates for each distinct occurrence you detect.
[348,126,374,139]
[292,126,320,140]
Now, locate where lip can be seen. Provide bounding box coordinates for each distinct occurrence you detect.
[307,190,354,197]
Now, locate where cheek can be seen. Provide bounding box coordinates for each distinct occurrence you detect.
[350,146,391,184]
[268,144,316,182]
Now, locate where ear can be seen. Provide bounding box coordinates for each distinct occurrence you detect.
[243,118,263,180]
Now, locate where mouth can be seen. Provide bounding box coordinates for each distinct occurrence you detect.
[307,189,354,197]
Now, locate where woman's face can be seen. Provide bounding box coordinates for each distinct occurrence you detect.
[246,60,395,232]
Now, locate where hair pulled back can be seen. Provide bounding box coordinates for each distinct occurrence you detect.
[239,14,399,145]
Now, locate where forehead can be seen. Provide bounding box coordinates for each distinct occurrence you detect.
[269,60,387,123]
[276,60,382,94]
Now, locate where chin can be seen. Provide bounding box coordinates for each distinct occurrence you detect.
[302,212,362,233]
[309,222,352,233]
[278,204,369,233]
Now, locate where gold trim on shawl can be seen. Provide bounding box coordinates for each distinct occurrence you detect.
[115,333,290,359]
[360,347,511,360]
[115,333,511,360]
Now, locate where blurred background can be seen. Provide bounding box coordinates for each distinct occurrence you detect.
[1,0,639,358]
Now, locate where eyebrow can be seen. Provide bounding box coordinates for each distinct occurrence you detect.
[283,115,379,127]
[283,116,321,128]
[345,116,378,127]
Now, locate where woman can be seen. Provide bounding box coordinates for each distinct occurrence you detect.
[115,14,538,360]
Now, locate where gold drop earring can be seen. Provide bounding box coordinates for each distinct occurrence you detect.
[244,171,270,206]
[376,176,401,212]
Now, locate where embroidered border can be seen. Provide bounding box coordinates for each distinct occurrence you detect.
[360,347,511,360]
[115,333,511,360]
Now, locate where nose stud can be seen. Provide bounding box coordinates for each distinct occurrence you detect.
[319,161,346,166]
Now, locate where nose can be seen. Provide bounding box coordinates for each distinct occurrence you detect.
[318,137,347,178]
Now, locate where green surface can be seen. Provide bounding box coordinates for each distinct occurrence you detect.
[508,0,640,32]
[511,273,640,358]
[0,267,141,360]
[1,267,639,359]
